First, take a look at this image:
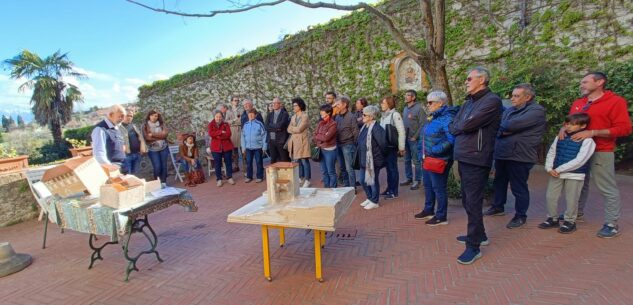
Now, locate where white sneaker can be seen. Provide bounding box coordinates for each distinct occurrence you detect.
[364,201,379,210]
[216,180,223,187]
[360,199,370,207]
[302,180,311,188]
[228,178,236,185]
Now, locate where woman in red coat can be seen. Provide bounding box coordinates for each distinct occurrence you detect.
[208,110,235,186]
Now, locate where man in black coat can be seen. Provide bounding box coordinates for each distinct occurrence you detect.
[485,84,546,229]
[449,67,503,265]
[265,97,290,163]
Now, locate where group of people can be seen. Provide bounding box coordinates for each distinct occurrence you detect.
[91,66,631,266]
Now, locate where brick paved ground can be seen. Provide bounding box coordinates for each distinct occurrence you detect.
[1,162,633,305]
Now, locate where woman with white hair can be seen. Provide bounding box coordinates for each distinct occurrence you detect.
[415,90,458,225]
[357,105,387,210]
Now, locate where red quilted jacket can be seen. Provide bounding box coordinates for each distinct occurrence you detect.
[208,120,234,153]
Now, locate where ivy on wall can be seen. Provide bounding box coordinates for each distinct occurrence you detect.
[138,0,632,158]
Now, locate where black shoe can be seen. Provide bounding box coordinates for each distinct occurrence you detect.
[425,216,448,226]
[538,217,559,229]
[414,210,434,220]
[559,212,585,223]
[457,248,482,265]
[558,221,577,234]
[506,216,526,229]
[380,190,391,196]
[355,181,362,187]
[399,180,412,186]
[384,193,398,200]
[484,207,505,216]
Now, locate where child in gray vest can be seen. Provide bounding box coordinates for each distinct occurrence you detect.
[539,113,595,233]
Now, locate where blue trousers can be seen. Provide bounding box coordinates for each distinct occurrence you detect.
[384,148,399,195]
[295,158,311,180]
[422,160,453,220]
[148,147,169,183]
[212,151,233,180]
[404,139,422,181]
[122,152,141,175]
[320,149,337,188]
[360,166,381,203]
[337,143,357,187]
[492,159,534,218]
[245,149,264,180]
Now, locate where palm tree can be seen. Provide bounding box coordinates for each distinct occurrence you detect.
[3,49,85,146]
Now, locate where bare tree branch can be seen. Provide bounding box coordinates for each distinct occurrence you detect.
[125,0,286,17]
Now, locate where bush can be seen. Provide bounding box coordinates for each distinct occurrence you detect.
[63,125,95,145]
[29,141,70,165]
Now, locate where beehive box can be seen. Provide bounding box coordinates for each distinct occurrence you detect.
[42,157,108,197]
[100,175,146,209]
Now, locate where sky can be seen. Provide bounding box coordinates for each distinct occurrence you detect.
[0,0,364,117]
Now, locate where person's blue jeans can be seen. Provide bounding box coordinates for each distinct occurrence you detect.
[295,158,311,180]
[178,159,202,172]
[360,166,381,203]
[148,147,169,184]
[212,151,233,181]
[122,152,141,175]
[384,148,399,195]
[422,160,453,220]
[492,159,534,218]
[320,149,337,188]
[337,144,356,187]
[404,139,422,182]
[245,149,264,180]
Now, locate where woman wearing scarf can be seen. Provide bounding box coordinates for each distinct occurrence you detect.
[415,90,457,225]
[313,104,338,188]
[142,110,170,185]
[287,97,312,188]
[358,105,387,210]
[179,134,204,186]
[208,110,235,187]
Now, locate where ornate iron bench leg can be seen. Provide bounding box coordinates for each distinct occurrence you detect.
[123,215,163,281]
[88,234,118,269]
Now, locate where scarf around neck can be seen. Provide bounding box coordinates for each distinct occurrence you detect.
[364,121,376,185]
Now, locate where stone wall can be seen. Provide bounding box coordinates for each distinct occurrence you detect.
[0,172,39,227]
[137,0,633,135]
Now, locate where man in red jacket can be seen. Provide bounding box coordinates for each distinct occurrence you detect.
[564,72,632,238]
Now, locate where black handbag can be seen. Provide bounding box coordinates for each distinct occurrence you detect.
[385,112,399,149]
[352,149,360,170]
[311,147,322,162]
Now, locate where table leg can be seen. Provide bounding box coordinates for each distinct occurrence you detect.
[123,215,163,282]
[314,230,324,282]
[42,212,49,249]
[320,230,326,248]
[262,225,272,281]
[88,234,118,269]
[279,227,285,247]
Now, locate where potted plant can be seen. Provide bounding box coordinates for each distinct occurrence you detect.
[0,145,29,174]
[66,138,92,157]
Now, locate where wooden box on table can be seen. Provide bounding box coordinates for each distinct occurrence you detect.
[100,175,146,209]
[41,156,108,198]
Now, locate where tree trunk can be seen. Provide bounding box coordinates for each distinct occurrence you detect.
[50,119,63,147]
[433,63,453,105]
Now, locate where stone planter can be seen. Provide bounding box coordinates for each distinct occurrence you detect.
[69,147,93,157]
[0,155,29,175]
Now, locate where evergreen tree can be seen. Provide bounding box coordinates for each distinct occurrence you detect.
[8,116,16,130]
[1,115,8,132]
[17,115,25,128]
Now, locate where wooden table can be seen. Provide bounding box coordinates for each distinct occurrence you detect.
[227,187,355,282]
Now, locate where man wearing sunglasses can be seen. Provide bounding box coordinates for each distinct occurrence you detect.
[564,72,632,238]
[449,67,503,265]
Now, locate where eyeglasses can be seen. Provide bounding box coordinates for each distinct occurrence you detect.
[362,114,370,117]
[466,76,480,82]
[581,100,593,111]
[426,101,436,105]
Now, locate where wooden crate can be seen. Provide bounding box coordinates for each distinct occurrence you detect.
[42,157,108,198]
[100,176,146,209]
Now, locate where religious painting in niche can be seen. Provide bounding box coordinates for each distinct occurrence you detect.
[394,56,425,92]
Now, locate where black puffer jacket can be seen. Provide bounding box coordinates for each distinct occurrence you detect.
[449,88,503,168]
[493,100,546,163]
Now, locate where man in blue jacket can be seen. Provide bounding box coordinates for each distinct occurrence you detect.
[449,67,503,265]
[485,84,546,229]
